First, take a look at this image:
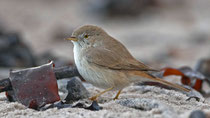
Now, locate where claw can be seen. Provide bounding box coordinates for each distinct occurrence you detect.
[113,89,122,100]
[89,96,97,101]
[89,87,114,101]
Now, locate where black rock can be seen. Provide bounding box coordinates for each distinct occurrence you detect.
[40,100,102,111]
[72,101,102,111]
[195,59,210,79]
[65,78,89,103]
[0,78,12,93]
[39,101,72,111]
[72,102,87,108]
[186,96,201,102]
[5,90,16,102]
[85,101,102,111]
[0,32,36,67]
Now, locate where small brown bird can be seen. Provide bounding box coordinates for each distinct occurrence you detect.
[67,25,190,101]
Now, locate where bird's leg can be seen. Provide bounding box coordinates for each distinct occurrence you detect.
[113,89,122,100]
[90,87,114,101]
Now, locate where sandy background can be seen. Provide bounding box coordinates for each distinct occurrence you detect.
[0,0,210,117]
[0,0,210,67]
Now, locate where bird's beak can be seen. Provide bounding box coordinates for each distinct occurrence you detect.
[66,37,78,41]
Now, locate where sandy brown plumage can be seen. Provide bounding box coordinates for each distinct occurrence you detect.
[67,25,190,100]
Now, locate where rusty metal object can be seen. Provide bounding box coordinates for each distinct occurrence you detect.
[7,62,60,109]
[0,65,81,93]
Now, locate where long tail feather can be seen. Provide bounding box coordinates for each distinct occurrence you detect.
[133,71,191,92]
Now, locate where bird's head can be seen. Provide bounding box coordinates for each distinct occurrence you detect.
[66,25,108,48]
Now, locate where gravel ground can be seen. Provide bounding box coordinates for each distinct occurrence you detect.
[0,83,210,118]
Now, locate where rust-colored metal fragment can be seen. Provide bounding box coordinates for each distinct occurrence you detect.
[8,61,60,109]
[0,65,82,93]
[162,67,205,91]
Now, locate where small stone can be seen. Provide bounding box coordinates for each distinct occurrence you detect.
[117,98,159,111]
[189,110,206,118]
[64,78,89,103]
[85,101,102,111]
[72,101,102,111]
[195,59,210,79]
[72,102,86,108]
[185,86,204,102]
[39,101,72,111]
[5,90,16,102]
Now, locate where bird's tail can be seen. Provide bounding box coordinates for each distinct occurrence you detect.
[132,71,190,92]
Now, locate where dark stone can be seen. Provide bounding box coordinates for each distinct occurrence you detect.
[195,59,210,79]
[85,101,102,111]
[40,100,102,111]
[0,32,36,67]
[186,96,200,102]
[64,78,89,103]
[189,110,206,118]
[39,101,72,111]
[185,88,204,102]
[5,90,16,102]
[0,78,12,92]
[72,101,102,111]
[179,67,206,80]
[72,102,87,108]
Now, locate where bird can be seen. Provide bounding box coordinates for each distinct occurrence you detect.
[66,25,190,101]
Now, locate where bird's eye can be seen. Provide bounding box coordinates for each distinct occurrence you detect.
[84,34,88,39]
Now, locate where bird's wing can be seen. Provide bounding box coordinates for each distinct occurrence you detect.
[84,47,157,71]
[84,47,190,92]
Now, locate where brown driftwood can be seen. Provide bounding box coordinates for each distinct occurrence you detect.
[0,66,81,93]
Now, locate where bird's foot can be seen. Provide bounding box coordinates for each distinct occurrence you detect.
[89,96,98,101]
[113,96,119,100]
[113,89,122,100]
[89,87,114,101]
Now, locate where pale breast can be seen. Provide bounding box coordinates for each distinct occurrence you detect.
[73,46,130,90]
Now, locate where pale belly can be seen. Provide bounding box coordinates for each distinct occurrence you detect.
[76,59,131,90]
